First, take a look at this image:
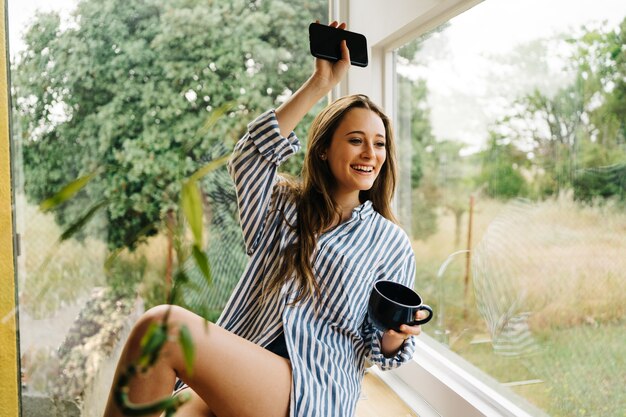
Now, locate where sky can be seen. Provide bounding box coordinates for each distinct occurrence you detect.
[7,0,77,57]
[398,0,626,151]
[7,0,626,149]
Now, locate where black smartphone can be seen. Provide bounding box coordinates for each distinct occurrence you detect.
[309,23,368,67]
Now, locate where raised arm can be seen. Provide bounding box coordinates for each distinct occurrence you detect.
[229,22,351,254]
[275,21,351,136]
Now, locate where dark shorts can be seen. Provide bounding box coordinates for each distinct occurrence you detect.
[265,332,290,360]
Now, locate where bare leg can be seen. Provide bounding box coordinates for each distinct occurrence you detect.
[162,388,214,417]
[102,305,291,417]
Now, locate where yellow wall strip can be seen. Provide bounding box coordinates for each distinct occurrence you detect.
[0,0,20,415]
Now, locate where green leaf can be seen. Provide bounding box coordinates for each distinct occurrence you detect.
[168,270,190,305]
[192,245,212,286]
[178,325,195,377]
[138,323,168,369]
[174,269,190,284]
[181,181,203,246]
[115,388,190,416]
[186,102,237,152]
[39,171,98,211]
[188,154,230,183]
[59,200,108,241]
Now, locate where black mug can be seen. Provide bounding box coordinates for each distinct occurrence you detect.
[367,280,433,332]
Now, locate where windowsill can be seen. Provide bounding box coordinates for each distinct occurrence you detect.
[370,333,550,417]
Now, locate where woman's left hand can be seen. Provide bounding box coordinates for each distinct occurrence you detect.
[380,310,427,357]
[385,310,429,341]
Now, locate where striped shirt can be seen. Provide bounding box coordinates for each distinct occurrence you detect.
[218,109,417,417]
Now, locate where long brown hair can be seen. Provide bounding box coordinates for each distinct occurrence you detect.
[265,94,398,305]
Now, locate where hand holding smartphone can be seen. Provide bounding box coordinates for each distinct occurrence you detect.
[309,23,368,67]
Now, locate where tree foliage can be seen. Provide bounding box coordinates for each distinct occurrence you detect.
[13,0,325,250]
[477,132,528,199]
[480,17,626,201]
[573,163,626,202]
[397,75,433,188]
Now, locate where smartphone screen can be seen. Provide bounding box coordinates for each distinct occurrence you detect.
[309,23,368,67]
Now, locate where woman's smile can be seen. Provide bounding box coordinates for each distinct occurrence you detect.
[325,107,387,208]
[351,164,375,174]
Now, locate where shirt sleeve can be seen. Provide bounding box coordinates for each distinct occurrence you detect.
[228,110,300,255]
[362,248,418,370]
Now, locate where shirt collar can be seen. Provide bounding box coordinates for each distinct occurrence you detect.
[351,200,374,220]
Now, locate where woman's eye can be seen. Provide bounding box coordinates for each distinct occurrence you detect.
[376,142,386,147]
[349,138,362,144]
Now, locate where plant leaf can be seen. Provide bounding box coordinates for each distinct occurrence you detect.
[192,245,212,286]
[188,154,230,183]
[174,269,190,284]
[179,325,195,377]
[59,200,108,241]
[168,270,190,305]
[186,102,236,152]
[181,181,203,246]
[40,171,98,211]
[138,323,167,368]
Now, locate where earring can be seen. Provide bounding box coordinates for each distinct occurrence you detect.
[320,153,327,160]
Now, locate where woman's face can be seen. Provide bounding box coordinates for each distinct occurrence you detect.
[324,107,387,205]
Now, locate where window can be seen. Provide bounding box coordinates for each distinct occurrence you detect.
[393,1,626,416]
[8,0,326,415]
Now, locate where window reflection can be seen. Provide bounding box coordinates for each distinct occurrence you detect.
[394,1,626,416]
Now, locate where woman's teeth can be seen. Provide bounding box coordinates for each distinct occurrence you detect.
[352,165,373,172]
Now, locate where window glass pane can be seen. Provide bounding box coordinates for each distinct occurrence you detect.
[394,1,626,416]
[8,0,325,415]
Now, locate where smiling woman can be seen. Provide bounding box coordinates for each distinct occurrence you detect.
[324,107,388,214]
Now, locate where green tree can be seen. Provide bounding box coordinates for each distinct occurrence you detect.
[573,163,626,202]
[476,131,528,199]
[488,17,626,200]
[397,75,434,188]
[394,25,449,240]
[575,17,626,144]
[397,31,472,243]
[12,0,325,251]
[569,17,626,202]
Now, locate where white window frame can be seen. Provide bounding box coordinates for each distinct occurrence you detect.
[330,1,550,416]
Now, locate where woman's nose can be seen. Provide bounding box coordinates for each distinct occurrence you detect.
[361,143,375,158]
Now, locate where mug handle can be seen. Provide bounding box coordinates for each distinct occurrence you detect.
[409,305,433,326]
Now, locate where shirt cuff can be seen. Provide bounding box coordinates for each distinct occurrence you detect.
[370,331,417,370]
[248,109,300,165]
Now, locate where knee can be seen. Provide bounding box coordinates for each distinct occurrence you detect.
[127,304,176,350]
[142,304,173,325]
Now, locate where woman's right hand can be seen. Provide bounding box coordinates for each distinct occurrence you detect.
[310,21,351,91]
[274,21,351,137]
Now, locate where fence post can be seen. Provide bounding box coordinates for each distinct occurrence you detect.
[463,195,474,318]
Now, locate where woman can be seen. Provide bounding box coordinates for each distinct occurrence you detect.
[103,21,424,417]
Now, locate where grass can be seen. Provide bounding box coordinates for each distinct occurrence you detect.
[412,194,626,417]
[17,196,171,397]
[19,195,107,318]
[18,194,171,318]
[458,323,626,417]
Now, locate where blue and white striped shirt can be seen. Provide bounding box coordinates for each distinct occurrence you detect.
[218,109,417,417]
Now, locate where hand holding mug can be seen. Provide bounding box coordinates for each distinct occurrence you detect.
[367,280,434,333]
[384,309,431,340]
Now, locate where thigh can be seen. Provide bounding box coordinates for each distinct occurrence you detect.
[166,388,214,417]
[158,305,291,417]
